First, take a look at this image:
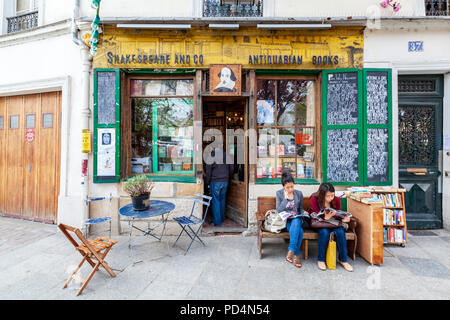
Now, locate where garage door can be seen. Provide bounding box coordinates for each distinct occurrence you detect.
[0,92,61,223]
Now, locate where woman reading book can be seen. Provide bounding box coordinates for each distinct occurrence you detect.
[309,183,353,272]
[276,171,309,268]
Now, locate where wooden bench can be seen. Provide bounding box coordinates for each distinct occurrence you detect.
[256,196,358,260]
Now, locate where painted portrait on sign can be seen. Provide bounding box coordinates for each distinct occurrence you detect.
[209,64,241,96]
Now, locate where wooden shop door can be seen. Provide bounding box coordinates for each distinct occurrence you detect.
[225,100,248,227]
[0,92,61,223]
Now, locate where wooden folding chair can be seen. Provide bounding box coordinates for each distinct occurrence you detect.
[58,223,118,296]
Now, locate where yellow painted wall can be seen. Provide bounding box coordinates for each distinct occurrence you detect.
[93,26,364,69]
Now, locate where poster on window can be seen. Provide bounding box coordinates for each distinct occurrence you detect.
[97,128,116,177]
[257,100,275,125]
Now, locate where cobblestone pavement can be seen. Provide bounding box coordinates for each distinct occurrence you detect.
[0,216,449,300]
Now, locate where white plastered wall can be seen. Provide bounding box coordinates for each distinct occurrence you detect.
[0,30,87,228]
[365,21,450,230]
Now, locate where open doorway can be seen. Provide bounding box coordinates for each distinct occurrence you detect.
[202,97,248,233]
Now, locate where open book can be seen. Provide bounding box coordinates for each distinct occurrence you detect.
[279,211,310,222]
[317,207,352,221]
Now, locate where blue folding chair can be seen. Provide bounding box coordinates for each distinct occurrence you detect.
[172,193,212,255]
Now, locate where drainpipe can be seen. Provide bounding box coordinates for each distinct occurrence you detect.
[73,0,92,227]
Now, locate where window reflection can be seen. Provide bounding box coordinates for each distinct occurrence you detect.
[130,92,194,174]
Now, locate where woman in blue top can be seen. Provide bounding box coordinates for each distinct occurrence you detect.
[276,171,308,268]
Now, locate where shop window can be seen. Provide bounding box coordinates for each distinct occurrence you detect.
[256,79,316,180]
[0,116,3,129]
[130,79,194,174]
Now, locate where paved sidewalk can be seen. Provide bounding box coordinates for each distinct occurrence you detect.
[0,216,449,300]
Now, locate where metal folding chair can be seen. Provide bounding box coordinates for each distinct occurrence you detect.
[172,193,212,255]
[83,194,113,238]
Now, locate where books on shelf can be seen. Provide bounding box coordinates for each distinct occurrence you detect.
[285,144,295,155]
[360,197,383,205]
[374,193,403,207]
[374,187,407,193]
[257,167,263,178]
[297,164,305,178]
[383,227,406,244]
[383,209,405,226]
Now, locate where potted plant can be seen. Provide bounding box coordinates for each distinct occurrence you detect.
[123,175,155,211]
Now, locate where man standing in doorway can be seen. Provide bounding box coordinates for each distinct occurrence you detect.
[204,148,234,226]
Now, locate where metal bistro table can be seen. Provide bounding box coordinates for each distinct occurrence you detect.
[119,200,175,248]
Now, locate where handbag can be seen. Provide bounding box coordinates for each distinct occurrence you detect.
[326,233,337,270]
[263,209,286,233]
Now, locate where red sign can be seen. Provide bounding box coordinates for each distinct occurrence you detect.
[25,129,35,142]
[296,133,313,145]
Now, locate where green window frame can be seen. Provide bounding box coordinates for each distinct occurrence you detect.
[93,68,121,183]
[363,68,393,186]
[128,76,196,180]
[322,68,393,186]
[322,68,364,186]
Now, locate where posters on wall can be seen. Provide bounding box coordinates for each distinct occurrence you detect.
[97,128,116,177]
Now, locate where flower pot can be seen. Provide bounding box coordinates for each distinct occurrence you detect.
[131,194,150,211]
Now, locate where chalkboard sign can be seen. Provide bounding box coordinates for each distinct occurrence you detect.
[366,71,388,125]
[326,129,359,182]
[367,128,389,182]
[326,72,359,125]
[97,71,117,125]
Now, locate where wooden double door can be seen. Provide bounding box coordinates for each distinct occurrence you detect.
[0,92,61,223]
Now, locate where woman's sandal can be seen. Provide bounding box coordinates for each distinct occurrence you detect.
[286,250,294,263]
[338,261,354,272]
[292,255,302,268]
[317,261,327,271]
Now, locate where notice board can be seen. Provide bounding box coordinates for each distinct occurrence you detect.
[94,69,121,183]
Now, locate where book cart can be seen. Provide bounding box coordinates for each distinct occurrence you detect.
[347,188,408,265]
[347,198,384,265]
[372,190,408,247]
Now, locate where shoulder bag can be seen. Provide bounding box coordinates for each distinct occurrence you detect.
[263,209,286,233]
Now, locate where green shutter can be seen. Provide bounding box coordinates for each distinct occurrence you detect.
[322,68,393,186]
[93,68,121,183]
[362,68,393,186]
[322,68,364,186]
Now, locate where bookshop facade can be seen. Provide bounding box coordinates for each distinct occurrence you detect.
[91,25,394,234]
